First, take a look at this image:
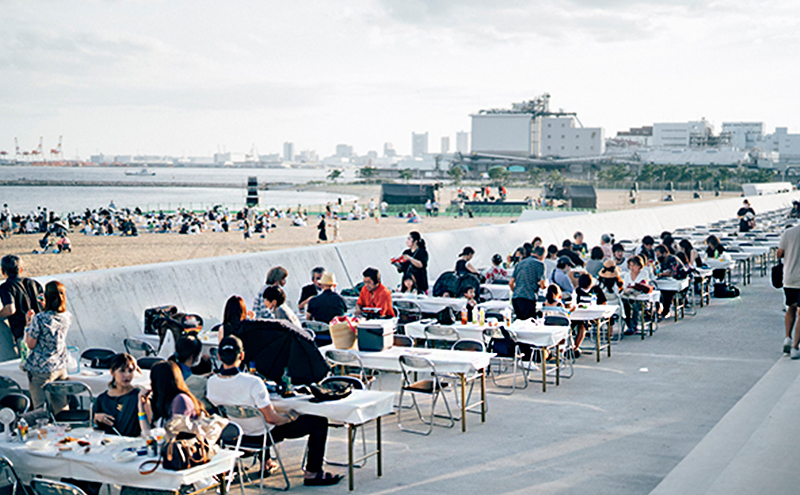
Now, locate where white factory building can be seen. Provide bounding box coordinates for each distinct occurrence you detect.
[470,112,604,159]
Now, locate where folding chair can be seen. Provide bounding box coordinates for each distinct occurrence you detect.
[393,334,414,348]
[0,394,29,416]
[217,404,289,491]
[0,376,22,402]
[486,327,529,395]
[397,354,454,435]
[394,300,423,323]
[303,321,331,347]
[123,338,156,358]
[42,381,93,427]
[542,313,574,380]
[319,376,369,468]
[218,422,248,495]
[450,339,487,416]
[79,348,116,369]
[136,356,164,370]
[0,455,29,495]
[31,479,86,495]
[324,350,376,389]
[424,325,460,349]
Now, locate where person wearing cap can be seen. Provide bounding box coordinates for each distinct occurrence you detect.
[549,256,576,295]
[206,336,342,486]
[306,272,347,324]
[484,253,509,284]
[454,246,479,276]
[355,267,395,317]
[509,246,546,320]
[298,266,326,311]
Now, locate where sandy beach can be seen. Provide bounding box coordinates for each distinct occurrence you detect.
[1,186,743,277]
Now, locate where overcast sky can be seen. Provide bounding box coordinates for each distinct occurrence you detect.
[2,0,799,159]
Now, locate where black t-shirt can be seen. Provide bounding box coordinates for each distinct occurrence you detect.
[401,247,429,292]
[556,248,585,267]
[93,388,142,437]
[298,284,319,307]
[455,259,468,275]
[576,286,607,305]
[738,206,755,231]
[306,289,348,324]
[0,276,44,340]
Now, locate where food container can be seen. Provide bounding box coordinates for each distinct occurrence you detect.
[357,320,394,352]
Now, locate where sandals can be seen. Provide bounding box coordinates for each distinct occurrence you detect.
[304,471,344,486]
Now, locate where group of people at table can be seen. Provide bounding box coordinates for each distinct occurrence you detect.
[0,223,740,492]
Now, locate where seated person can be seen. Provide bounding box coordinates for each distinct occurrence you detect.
[214,295,252,343]
[306,272,347,324]
[543,284,583,356]
[550,256,576,296]
[585,247,605,278]
[355,267,395,317]
[575,273,607,306]
[93,353,143,437]
[455,247,480,276]
[571,231,588,254]
[398,273,419,294]
[636,236,656,262]
[621,255,652,335]
[612,243,627,270]
[484,254,509,284]
[462,286,478,321]
[557,240,585,268]
[263,286,302,327]
[206,336,342,487]
[655,244,685,317]
[170,334,214,412]
[298,267,325,312]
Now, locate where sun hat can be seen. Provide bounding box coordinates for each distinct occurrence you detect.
[319,272,337,286]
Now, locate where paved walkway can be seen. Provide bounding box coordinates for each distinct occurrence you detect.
[247,274,794,494]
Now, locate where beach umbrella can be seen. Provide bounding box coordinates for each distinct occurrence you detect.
[236,319,329,385]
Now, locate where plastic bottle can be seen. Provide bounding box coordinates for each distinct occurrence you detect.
[461,308,467,325]
[18,341,29,364]
[17,418,28,442]
[479,308,485,326]
[281,367,292,395]
[590,293,597,306]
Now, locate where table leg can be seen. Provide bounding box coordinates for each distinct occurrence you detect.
[480,369,486,423]
[640,302,645,341]
[219,472,227,495]
[595,319,600,363]
[542,349,547,393]
[607,318,612,358]
[376,417,382,477]
[348,424,354,491]
[460,373,467,433]
[555,344,560,386]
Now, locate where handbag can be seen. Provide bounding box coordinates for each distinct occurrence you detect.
[309,381,353,403]
[772,261,784,289]
[632,281,654,294]
[436,307,456,325]
[139,414,228,474]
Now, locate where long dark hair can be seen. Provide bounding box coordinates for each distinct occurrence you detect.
[170,333,202,366]
[409,231,426,250]
[150,361,205,422]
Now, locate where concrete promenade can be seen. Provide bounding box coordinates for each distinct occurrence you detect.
[255,274,794,494]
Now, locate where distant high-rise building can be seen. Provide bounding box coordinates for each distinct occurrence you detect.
[441,136,450,154]
[384,142,397,157]
[335,144,353,158]
[456,131,469,153]
[283,142,295,162]
[412,132,428,157]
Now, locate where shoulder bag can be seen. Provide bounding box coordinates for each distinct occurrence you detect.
[772,261,784,289]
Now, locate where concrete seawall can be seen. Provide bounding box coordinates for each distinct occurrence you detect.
[2,191,799,360]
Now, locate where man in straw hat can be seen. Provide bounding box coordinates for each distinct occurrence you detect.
[305,271,347,324]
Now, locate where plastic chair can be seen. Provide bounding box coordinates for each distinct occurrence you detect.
[424,325,460,349]
[0,455,29,495]
[123,338,156,358]
[31,479,86,495]
[397,354,454,435]
[43,381,93,426]
[486,327,529,395]
[324,350,376,389]
[217,404,289,491]
[319,376,369,468]
[136,356,164,370]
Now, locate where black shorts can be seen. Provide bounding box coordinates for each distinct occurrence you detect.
[785,288,800,307]
[512,298,537,320]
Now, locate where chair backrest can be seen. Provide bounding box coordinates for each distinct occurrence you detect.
[136,356,164,370]
[0,455,26,495]
[80,348,116,370]
[0,376,22,395]
[303,321,330,334]
[399,354,437,374]
[31,479,87,495]
[0,394,29,415]
[43,381,93,422]
[393,334,414,347]
[394,300,422,323]
[424,325,459,348]
[452,339,485,353]
[217,403,269,437]
[544,314,570,327]
[123,338,156,357]
[489,328,520,358]
[324,349,362,368]
[321,375,365,390]
[218,421,242,450]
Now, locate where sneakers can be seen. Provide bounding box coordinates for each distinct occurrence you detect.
[791,348,800,360]
[784,337,793,354]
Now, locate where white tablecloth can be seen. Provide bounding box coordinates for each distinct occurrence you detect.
[620,290,662,303]
[0,431,239,489]
[480,284,511,301]
[654,278,690,292]
[272,390,395,426]
[704,259,735,270]
[0,359,150,396]
[404,321,496,342]
[569,305,620,321]
[508,319,570,347]
[477,300,512,312]
[137,331,220,355]
[392,295,467,314]
[320,345,493,375]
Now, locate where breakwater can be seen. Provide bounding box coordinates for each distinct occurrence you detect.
[0,178,294,190]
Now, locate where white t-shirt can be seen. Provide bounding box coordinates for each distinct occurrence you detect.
[622,270,649,288]
[780,224,800,288]
[206,372,273,435]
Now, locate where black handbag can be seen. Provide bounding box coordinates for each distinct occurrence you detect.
[773,261,784,289]
[309,381,353,403]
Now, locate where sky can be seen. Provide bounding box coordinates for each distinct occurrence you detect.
[2,0,800,159]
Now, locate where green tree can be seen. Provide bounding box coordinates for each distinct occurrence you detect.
[547,170,564,184]
[692,166,714,182]
[398,169,414,182]
[488,166,509,185]
[527,166,545,185]
[598,164,630,182]
[358,166,377,182]
[715,167,734,182]
[637,163,662,182]
[327,169,342,182]
[447,165,464,184]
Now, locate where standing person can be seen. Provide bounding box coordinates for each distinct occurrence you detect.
[316,215,327,243]
[509,246,546,320]
[332,216,342,241]
[395,231,429,294]
[253,266,288,320]
[298,267,325,311]
[206,336,342,486]
[22,281,71,411]
[306,272,347,324]
[242,217,251,240]
[738,199,756,232]
[0,255,44,355]
[425,199,433,217]
[355,268,395,317]
[778,223,800,358]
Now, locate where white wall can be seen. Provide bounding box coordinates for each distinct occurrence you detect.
[470,114,532,156]
[539,117,604,158]
[3,191,800,361]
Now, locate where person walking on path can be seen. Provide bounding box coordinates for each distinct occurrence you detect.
[778,223,800,358]
[509,246,546,320]
[738,199,756,233]
[316,215,327,243]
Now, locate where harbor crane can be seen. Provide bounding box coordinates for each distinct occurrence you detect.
[50,136,63,161]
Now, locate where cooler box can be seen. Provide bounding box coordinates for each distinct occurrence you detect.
[357,320,395,352]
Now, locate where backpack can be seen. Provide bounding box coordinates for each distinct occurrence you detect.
[714,283,740,298]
